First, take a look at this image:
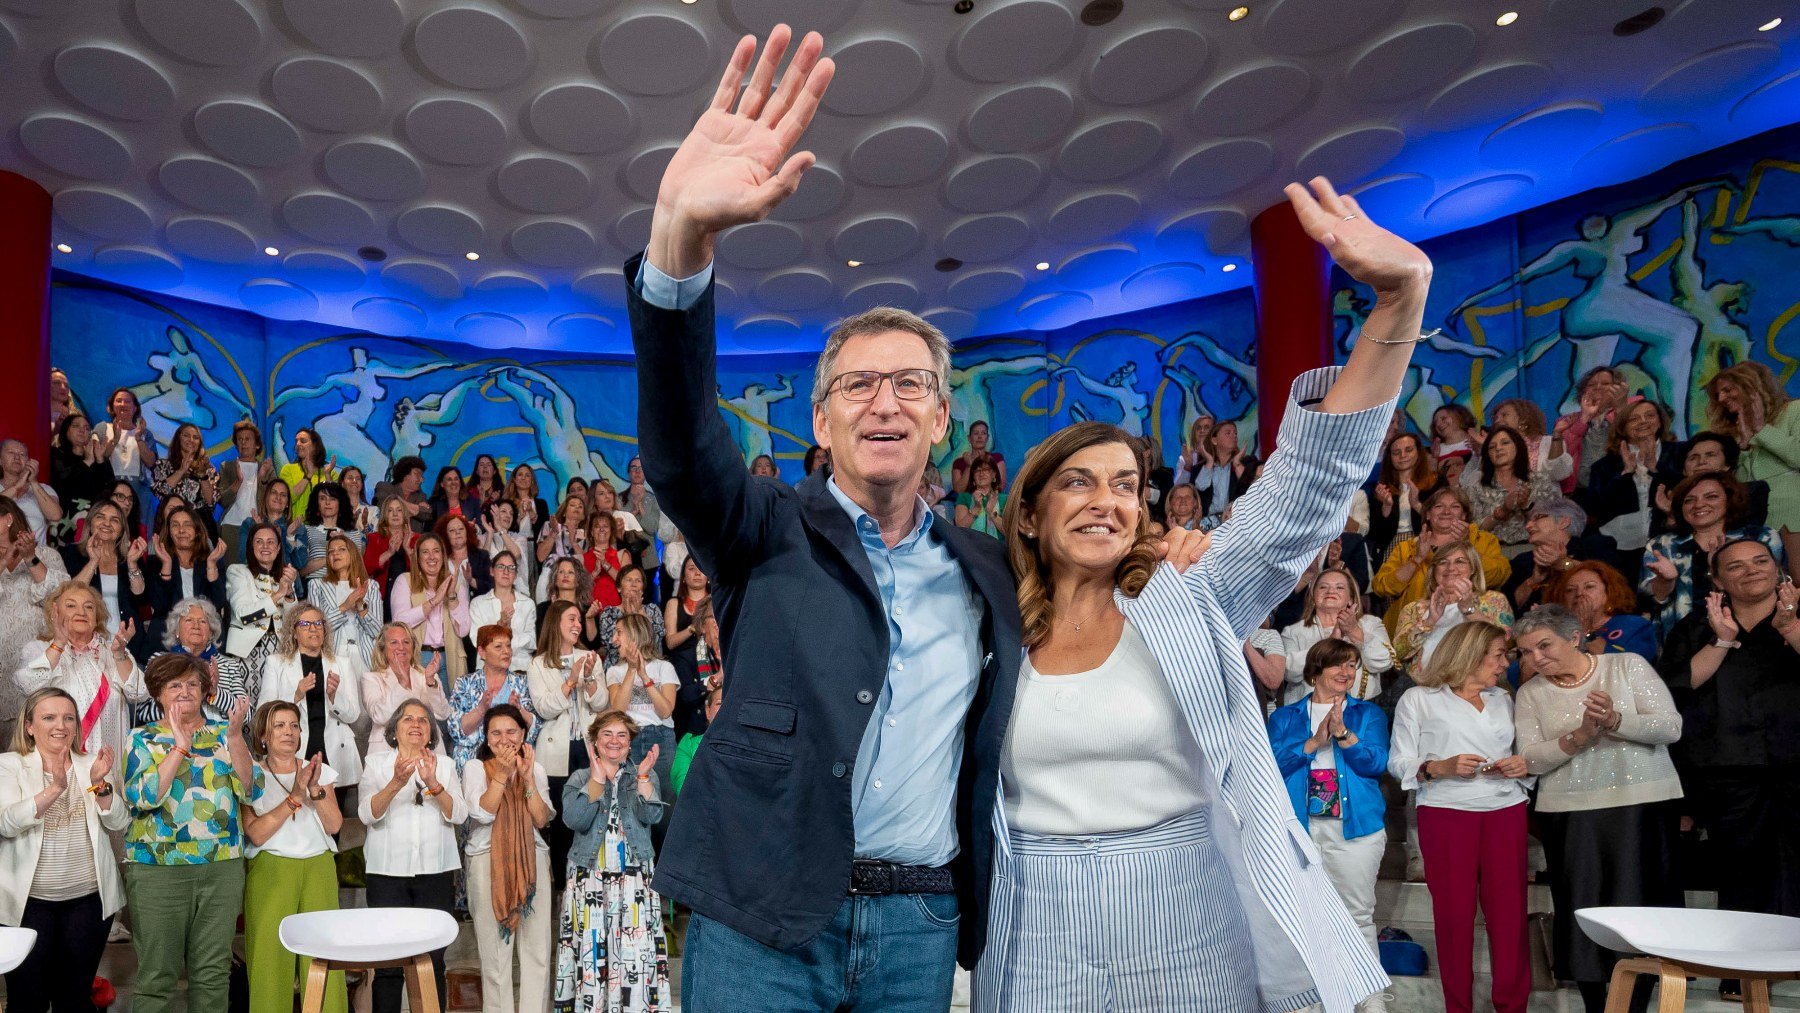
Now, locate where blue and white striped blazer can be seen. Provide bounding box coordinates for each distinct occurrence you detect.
[975,368,1393,1013]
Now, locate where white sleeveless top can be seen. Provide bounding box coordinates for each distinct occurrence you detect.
[1001,623,1212,836]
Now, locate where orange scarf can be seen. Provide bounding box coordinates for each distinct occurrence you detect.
[483,758,537,937]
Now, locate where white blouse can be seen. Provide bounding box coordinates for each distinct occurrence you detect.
[1388,684,1533,812]
[357,751,467,876]
[249,761,341,860]
[1279,616,1394,706]
[461,760,553,855]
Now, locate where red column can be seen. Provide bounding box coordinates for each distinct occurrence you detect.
[1250,200,1333,455]
[0,170,52,461]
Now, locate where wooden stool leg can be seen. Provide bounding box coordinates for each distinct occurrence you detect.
[301,958,331,1013]
[1744,978,1773,1013]
[405,953,440,1013]
[1656,964,1688,1013]
[1603,960,1644,1013]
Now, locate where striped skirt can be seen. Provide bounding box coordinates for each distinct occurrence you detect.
[980,809,1272,1012]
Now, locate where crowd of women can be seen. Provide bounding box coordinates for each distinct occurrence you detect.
[4,352,1797,1013]
[1248,360,1800,1013]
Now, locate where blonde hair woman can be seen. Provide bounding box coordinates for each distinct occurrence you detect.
[392,533,472,684]
[1279,567,1394,705]
[15,580,145,759]
[603,613,677,821]
[0,687,127,1013]
[255,604,364,784]
[307,533,384,668]
[1707,360,1800,577]
[360,622,451,743]
[525,600,603,886]
[1392,541,1514,676]
[1388,621,1532,1013]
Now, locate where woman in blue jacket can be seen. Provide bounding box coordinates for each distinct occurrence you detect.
[1269,637,1393,1013]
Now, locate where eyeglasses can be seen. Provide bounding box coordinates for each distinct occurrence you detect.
[827,369,938,402]
[493,564,518,573]
[294,620,325,630]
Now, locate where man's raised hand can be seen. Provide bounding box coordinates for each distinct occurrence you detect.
[648,26,836,278]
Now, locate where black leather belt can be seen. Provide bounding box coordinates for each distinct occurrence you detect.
[849,859,954,896]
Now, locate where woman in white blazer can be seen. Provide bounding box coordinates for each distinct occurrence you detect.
[523,599,604,886]
[256,603,364,784]
[225,521,300,666]
[0,687,129,1013]
[975,179,1426,1013]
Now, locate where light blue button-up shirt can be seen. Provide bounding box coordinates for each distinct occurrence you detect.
[826,479,983,866]
[638,255,986,865]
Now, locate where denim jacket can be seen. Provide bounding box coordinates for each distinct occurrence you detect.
[561,767,665,871]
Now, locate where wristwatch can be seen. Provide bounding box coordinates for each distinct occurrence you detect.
[1417,762,1435,783]
[1332,731,1350,743]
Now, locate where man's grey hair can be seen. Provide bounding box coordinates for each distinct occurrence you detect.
[1530,496,1587,537]
[810,308,953,408]
[1512,603,1584,643]
[162,596,223,649]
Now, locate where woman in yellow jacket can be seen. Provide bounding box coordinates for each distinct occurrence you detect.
[1372,486,1511,634]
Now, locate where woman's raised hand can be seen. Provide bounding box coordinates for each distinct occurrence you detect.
[1283,177,1430,302]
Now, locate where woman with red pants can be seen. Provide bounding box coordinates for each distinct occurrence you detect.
[1388,621,1532,1013]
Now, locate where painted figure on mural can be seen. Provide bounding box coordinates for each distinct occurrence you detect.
[391,377,486,462]
[1159,331,1256,456]
[722,376,794,464]
[938,353,1045,473]
[132,326,252,443]
[488,365,626,493]
[1054,361,1150,437]
[270,346,461,482]
[1447,180,1734,435]
[1671,198,1752,424]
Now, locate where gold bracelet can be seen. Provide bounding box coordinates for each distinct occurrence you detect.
[1360,327,1442,346]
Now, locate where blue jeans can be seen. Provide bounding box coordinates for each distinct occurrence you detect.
[683,893,958,1012]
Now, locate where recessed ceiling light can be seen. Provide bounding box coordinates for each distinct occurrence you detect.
[55,243,72,254]
[846,259,862,267]
[1759,16,1781,30]
[1222,262,1237,272]
[1228,6,1249,21]
[263,246,280,256]
[1035,261,1050,271]
[465,251,480,261]
[681,0,697,5]
[1496,11,1519,26]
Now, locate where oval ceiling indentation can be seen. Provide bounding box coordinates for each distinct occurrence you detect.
[1343,22,1478,103]
[239,278,320,319]
[471,273,550,314]
[952,0,1078,84]
[396,204,485,256]
[1048,191,1141,244]
[282,0,405,58]
[1057,118,1164,183]
[1087,26,1209,105]
[381,259,464,302]
[945,155,1043,213]
[323,139,424,201]
[1258,0,1403,55]
[165,215,259,263]
[352,296,427,335]
[824,37,928,116]
[193,99,302,168]
[456,313,528,347]
[1190,61,1316,137]
[496,155,594,214]
[159,156,260,213]
[281,191,374,244]
[1573,123,1701,182]
[717,220,807,270]
[413,6,532,90]
[55,187,153,240]
[947,268,1026,310]
[1294,125,1406,187]
[848,124,950,187]
[1424,61,1557,133]
[134,0,262,66]
[1167,139,1276,199]
[1155,207,1250,258]
[510,219,597,268]
[53,44,175,121]
[19,113,132,180]
[282,250,367,292]
[1016,290,1095,331]
[966,84,1076,153]
[271,57,383,133]
[528,83,633,155]
[1479,102,1606,169]
[591,14,712,96]
[1424,173,1536,227]
[833,216,921,265]
[93,245,184,289]
[769,164,846,222]
[404,98,508,167]
[755,269,837,313]
[1639,41,1782,117]
[942,214,1034,264]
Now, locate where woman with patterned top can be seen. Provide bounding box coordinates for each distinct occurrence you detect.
[122,653,255,1013]
[1392,541,1516,677]
[1466,426,1562,551]
[358,700,467,1013]
[243,700,345,1013]
[1641,470,1785,636]
[1513,605,1683,1013]
[1267,639,1393,1013]
[149,422,220,516]
[143,503,228,654]
[590,566,665,670]
[553,710,668,1013]
[138,597,250,728]
[450,626,538,768]
[15,580,146,760]
[0,687,128,1013]
[307,533,385,669]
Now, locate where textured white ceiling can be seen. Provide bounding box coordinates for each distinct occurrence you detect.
[2,0,1797,353]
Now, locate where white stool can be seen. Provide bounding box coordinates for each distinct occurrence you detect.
[0,928,38,1013]
[1577,906,1800,1013]
[280,909,457,1013]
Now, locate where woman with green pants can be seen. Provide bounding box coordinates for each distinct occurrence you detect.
[122,652,255,1013]
[244,700,346,1013]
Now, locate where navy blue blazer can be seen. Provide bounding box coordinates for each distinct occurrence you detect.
[626,255,1023,965]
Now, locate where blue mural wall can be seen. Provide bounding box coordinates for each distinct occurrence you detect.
[51,121,1800,494]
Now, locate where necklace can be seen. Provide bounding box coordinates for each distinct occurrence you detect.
[1546,652,1598,690]
[1059,602,1113,633]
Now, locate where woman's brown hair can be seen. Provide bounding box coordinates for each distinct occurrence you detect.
[1378,432,1438,493]
[1670,470,1749,534]
[250,700,300,759]
[1301,637,1360,686]
[1001,422,1157,649]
